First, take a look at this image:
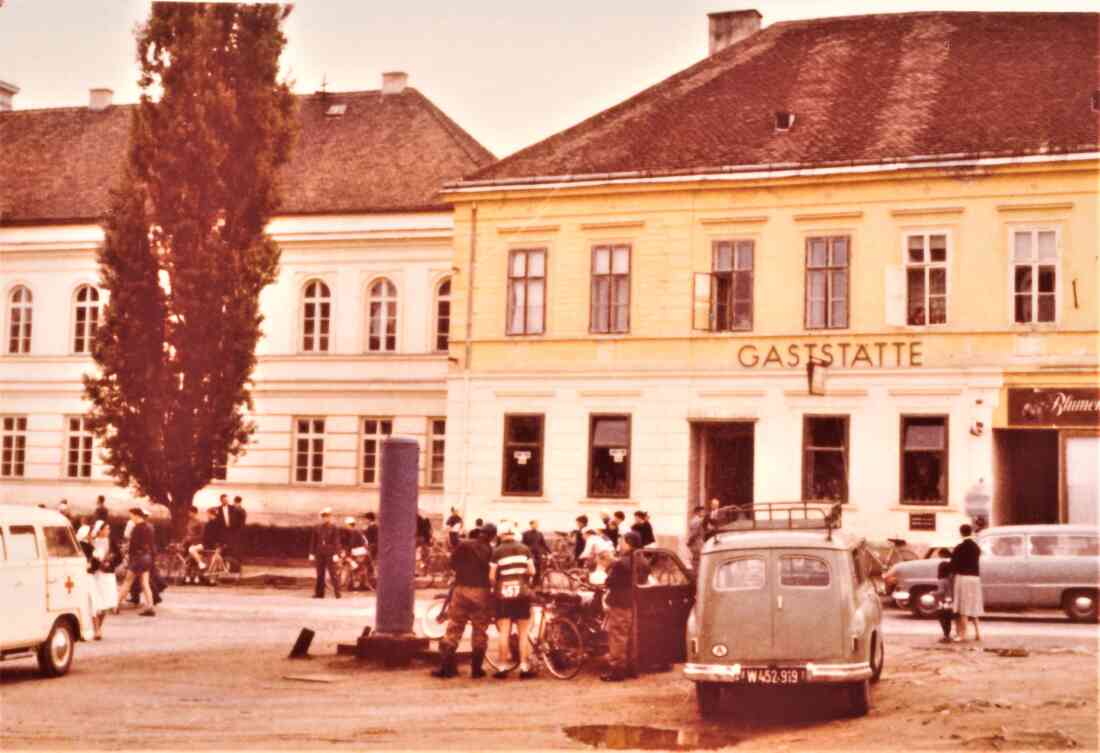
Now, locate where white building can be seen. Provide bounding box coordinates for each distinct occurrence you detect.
[0,74,494,524]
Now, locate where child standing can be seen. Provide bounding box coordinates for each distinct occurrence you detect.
[935,560,955,643]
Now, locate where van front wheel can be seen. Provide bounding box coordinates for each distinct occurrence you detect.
[695,681,722,718]
[37,620,75,677]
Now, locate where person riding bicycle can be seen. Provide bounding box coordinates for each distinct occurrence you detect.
[341,517,371,591]
[432,523,495,680]
[187,507,221,581]
[183,505,206,581]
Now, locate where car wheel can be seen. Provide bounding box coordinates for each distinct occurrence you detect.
[870,633,884,683]
[696,681,722,718]
[37,620,75,678]
[1063,590,1099,623]
[846,679,870,717]
[910,587,939,619]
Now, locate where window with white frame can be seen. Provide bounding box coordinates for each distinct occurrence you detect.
[427,418,445,487]
[506,248,546,335]
[713,239,754,331]
[434,278,451,352]
[360,417,392,485]
[368,278,397,352]
[1013,229,1057,324]
[1,416,27,478]
[590,244,630,333]
[73,285,101,354]
[906,233,947,326]
[805,237,849,329]
[8,286,32,354]
[301,280,331,352]
[65,416,94,479]
[293,417,325,483]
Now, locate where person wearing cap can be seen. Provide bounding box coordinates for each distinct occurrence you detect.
[432,522,495,679]
[602,530,650,681]
[342,517,371,591]
[117,507,157,616]
[489,520,536,679]
[88,519,120,638]
[309,508,342,598]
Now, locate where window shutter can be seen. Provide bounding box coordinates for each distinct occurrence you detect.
[885,265,906,326]
[692,273,714,331]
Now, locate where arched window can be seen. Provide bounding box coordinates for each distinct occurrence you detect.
[434,277,451,352]
[7,286,32,354]
[301,280,331,353]
[367,278,397,352]
[73,285,101,354]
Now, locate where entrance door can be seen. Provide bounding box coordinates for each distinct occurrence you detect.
[996,429,1059,524]
[704,422,754,511]
[1065,436,1099,525]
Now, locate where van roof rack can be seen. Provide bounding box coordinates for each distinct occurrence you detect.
[712,502,843,540]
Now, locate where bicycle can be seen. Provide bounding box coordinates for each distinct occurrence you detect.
[156,543,189,586]
[540,553,589,592]
[416,541,454,588]
[337,551,377,592]
[203,546,240,586]
[420,585,531,674]
[862,537,918,595]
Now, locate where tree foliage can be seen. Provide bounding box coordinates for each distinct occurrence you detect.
[84,3,297,531]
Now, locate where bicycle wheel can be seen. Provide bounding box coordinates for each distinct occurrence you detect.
[205,557,225,586]
[485,628,521,674]
[540,616,584,679]
[163,554,187,585]
[421,599,449,639]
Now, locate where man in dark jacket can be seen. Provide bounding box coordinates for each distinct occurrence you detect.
[93,495,109,523]
[571,515,588,562]
[364,511,379,561]
[227,496,247,567]
[309,508,342,598]
[432,523,495,679]
[117,507,157,616]
[522,519,550,587]
[631,510,656,548]
[601,531,649,681]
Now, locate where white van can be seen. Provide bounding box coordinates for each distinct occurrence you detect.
[0,504,96,676]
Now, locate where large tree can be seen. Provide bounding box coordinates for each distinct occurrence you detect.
[84,3,297,536]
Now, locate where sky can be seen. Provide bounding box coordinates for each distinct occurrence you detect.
[1,0,1097,158]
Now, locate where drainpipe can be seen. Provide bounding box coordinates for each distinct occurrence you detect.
[459,205,478,523]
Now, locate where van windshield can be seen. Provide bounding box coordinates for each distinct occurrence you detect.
[44,526,81,557]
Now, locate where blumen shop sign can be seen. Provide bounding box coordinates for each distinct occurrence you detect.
[734,340,923,369]
[1008,388,1100,428]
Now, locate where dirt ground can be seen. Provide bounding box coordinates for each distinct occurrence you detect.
[1,590,1096,751]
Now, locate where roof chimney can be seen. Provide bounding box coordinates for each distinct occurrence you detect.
[381,71,407,96]
[707,10,762,55]
[89,88,113,111]
[0,80,19,112]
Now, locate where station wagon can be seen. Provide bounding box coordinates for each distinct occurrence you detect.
[0,505,96,676]
[683,503,883,717]
[889,524,1099,622]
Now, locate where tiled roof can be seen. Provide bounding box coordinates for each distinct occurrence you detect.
[0,87,494,224]
[463,12,1099,186]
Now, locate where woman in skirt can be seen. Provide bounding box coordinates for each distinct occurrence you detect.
[87,520,120,638]
[949,523,983,641]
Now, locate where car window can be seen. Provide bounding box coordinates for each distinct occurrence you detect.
[780,555,830,587]
[714,557,766,590]
[7,525,40,561]
[982,535,1024,558]
[1030,535,1099,557]
[637,550,690,586]
[44,526,81,558]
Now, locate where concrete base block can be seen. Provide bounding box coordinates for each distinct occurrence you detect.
[355,633,431,667]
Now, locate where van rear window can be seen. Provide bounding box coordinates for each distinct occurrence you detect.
[714,557,766,590]
[7,525,40,561]
[44,526,81,558]
[780,555,830,587]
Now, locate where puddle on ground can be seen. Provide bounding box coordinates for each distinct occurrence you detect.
[563,725,739,750]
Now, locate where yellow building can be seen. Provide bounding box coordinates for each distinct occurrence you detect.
[441,11,1099,547]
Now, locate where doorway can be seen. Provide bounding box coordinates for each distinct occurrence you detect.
[993,429,1059,524]
[690,421,754,514]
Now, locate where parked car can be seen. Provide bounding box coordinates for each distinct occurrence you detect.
[683,503,884,718]
[888,524,1099,622]
[0,504,96,677]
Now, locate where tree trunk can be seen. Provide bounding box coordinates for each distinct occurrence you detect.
[168,492,195,541]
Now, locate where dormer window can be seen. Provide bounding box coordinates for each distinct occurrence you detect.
[325,104,346,117]
[775,111,795,132]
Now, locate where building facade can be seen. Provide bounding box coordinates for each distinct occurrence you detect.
[442,12,1099,548]
[0,74,494,523]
